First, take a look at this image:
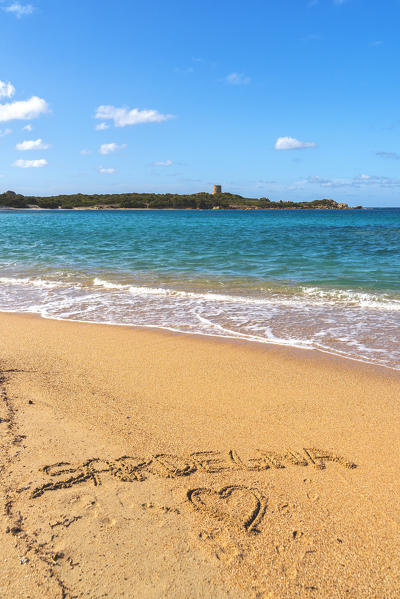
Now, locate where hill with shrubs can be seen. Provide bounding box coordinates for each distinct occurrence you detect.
[0,190,361,210]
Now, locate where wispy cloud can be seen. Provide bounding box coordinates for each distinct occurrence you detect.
[22,124,32,131]
[309,0,349,6]
[376,151,400,160]
[95,105,174,128]
[98,166,116,174]
[174,66,194,74]
[3,3,34,17]
[371,40,383,47]
[80,148,92,155]
[275,136,317,150]
[293,173,400,189]
[151,160,173,167]
[0,96,49,122]
[0,128,12,137]
[225,72,251,85]
[300,33,322,42]
[99,142,126,155]
[13,158,47,168]
[16,138,49,150]
[95,122,109,131]
[0,80,15,98]
[382,120,400,131]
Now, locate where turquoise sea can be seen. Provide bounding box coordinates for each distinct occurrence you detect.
[0,208,399,369]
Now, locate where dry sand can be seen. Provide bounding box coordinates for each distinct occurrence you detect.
[0,311,399,598]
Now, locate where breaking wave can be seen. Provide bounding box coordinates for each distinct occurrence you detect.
[0,273,399,370]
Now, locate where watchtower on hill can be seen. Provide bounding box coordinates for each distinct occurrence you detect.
[212,185,222,195]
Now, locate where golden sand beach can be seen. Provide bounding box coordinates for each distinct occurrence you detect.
[0,312,399,598]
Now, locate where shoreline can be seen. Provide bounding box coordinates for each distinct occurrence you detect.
[1,311,400,597]
[1,307,399,375]
[0,206,365,211]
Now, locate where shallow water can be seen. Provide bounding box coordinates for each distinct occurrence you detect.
[0,208,399,369]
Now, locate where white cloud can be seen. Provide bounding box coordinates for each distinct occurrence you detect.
[22,124,32,131]
[95,105,174,128]
[275,136,317,150]
[0,128,12,137]
[151,160,173,167]
[99,142,126,155]
[3,3,34,17]
[0,96,49,122]
[98,166,116,174]
[80,148,92,155]
[0,80,15,98]
[225,72,251,85]
[13,158,47,168]
[16,138,49,150]
[95,122,109,130]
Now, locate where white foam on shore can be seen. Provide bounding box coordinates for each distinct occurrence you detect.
[0,273,399,370]
[93,277,126,290]
[0,276,62,289]
[301,286,400,310]
[94,277,400,311]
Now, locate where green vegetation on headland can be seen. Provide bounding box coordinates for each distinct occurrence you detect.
[0,190,362,210]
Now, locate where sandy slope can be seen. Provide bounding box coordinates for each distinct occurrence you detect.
[0,312,399,598]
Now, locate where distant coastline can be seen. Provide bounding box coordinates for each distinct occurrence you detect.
[0,190,362,210]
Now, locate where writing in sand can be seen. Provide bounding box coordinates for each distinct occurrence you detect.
[32,448,357,499]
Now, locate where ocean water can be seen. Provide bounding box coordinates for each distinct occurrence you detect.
[0,208,399,369]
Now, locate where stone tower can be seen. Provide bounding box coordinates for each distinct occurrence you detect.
[212,185,222,195]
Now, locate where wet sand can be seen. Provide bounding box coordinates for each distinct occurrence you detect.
[0,311,399,598]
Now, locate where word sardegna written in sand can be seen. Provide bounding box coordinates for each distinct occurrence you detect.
[32,448,357,499]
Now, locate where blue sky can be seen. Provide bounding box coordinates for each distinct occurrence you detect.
[1,0,399,206]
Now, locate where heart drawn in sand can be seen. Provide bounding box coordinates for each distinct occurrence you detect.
[187,485,267,533]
